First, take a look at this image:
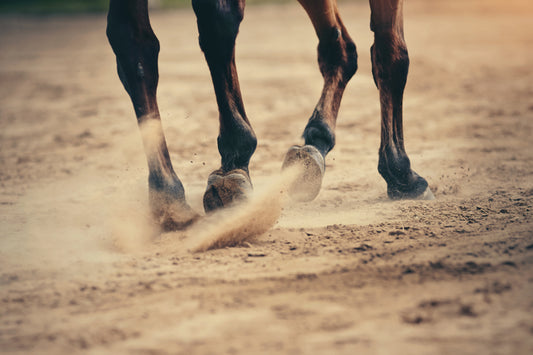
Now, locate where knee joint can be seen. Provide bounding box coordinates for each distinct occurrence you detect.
[193,0,244,58]
[107,19,160,116]
[106,18,160,60]
[106,20,160,80]
[317,27,358,84]
[371,32,409,88]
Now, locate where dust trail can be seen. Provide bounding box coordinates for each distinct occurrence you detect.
[179,166,300,253]
[0,164,167,282]
[108,180,160,254]
[0,174,124,278]
[0,162,300,276]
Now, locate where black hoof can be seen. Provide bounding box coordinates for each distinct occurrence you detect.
[203,169,253,212]
[387,173,434,200]
[281,145,325,202]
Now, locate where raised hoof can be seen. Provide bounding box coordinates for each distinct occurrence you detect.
[282,145,325,202]
[203,169,253,212]
[387,174,435,201]
[149,191,200,231]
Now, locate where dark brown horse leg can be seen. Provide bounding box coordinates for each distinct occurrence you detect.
[192,0,257,212]
[283,0,358,201]
[370,0,433,199]
[107,0,198,230]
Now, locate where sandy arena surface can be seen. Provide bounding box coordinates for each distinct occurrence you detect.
[1,0,532,353]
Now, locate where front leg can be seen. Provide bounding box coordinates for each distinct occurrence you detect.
[283,0,358,202]
[107,0,199,230]
[370,0,433,200]
[193,0,257,212]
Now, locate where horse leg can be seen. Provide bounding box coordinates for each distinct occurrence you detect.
[283,0,358,201]
[370,0,433,199]
[107,0,199,230]
[192,0,257,212]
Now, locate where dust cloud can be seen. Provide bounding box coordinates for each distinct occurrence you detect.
[0,161,303,279]
[0,173,123,278]
[184,167,300,252]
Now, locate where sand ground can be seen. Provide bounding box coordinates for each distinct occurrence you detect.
[1,0,532,354]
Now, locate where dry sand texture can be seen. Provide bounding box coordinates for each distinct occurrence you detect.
[1,0,533,353]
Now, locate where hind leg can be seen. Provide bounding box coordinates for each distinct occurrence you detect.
[193,0,257,212]
[283,0,358,201]
[107,0,199,230]
[370,0,433,199]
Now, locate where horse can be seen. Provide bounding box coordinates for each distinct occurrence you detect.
[106,0,434,231]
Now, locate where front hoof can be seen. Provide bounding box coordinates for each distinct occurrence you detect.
[203,169,253,212]
[149,192,200,231]
[158,204,200,231]
[387,174,435,201]
[282,145,325,202]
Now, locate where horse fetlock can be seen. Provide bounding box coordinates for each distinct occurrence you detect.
[149,171,185,197]
[303,118,335,156]
[218,124,257,171]
[378,151,433,200]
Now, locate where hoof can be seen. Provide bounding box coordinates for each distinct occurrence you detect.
[387,173,435,201]
[203,169,253,212]
[282,145,325,202]
[149,191,200,231]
